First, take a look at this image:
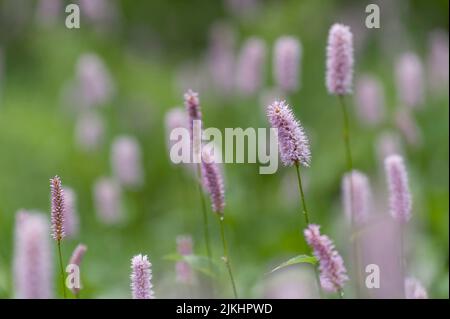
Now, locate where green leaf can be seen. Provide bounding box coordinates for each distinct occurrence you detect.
[269,255,318,274]
[163,253,219,277]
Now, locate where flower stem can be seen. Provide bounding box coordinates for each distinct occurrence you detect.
[218,216,238,298]
[338,96,353,171]
[400,224,406,298]
[57,240,66,299]
[294,163,310,225]
[338,288,345,299]
[294,162,323,297]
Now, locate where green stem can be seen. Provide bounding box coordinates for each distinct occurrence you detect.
[400,224,406,298]
[338,96,353,171]
[294,163,323,297]
[338,288,345,299]
[294,163,310,225]
[219,216,238,298]
[57,241,66,299]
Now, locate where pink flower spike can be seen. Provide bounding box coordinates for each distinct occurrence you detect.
[131,254,154,299]
[235,37,266,95]
[63,187,79,238]
[326,23,354,95]
[201,151,226,214]
[405,277,428,299]
[342,170,372,224]
[385,155,412,223]
[266,100,311,167]
[176,235,195,285]
[304,224,348,293]
[50,176,65,241]
[274,36,301,92]
[68,244,87,295]
[395,52,424,109]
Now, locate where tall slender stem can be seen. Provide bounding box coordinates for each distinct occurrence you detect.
[57,241,66,299]
[400,224,406,298]
[338,96,353,170]
[196,164,213,273]
[294,163,310,225]
[338,288,345,299]
[218,216,238,298]
[294,162,323,297]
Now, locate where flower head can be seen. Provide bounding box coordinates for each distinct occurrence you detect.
[68,244,87,295]
[93,177,123,224]
[274,36,301,92]
[63,187,79,238]
[405,277,428,299]
[14,210,53,299]
[235,37,266,94]
[341,170,372,224]
[50,176,65,241]
[385,155,412,223]
[176,235,195,284]
[131,254,154,299]
[354,75,385,125]
[395,52,424,109]
[267,100,311,167]
[202,151,225,214]
[304,224,348,292]
[326,23,354,95]
[111,135,144,188]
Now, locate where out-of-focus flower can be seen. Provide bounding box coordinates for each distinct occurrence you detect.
[35,0,61,26]
[385,155,412,223]
[50,176,65,242]
[341,170,372,224]
[395,108,423,147]
[176,235,195,285]
[68,244,87,295]
[405,277,428,299]
[264,267,318,299]
[93,177,123,224]
[375,131,403,165]
[354,75,385,126]
[111,135,145,188]
[427,29,449,93]
[202,151,225,214]
[235,37,266,95]
[395,52,424,109]
[14,211,53,299]
[273,36,301,93]
[326,24,354,95]
[75,111,105,152]
[63,187,79,238]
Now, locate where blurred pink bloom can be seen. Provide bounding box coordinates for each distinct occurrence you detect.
[264,267,318,299]
[75,111,105,152]
[385,155,412,223]
[165,107,189,152]
[224,0,259,18]
[111,135,145,188]
[176,235,195,285]
[375,131,403,165]
[235,37,266,95]
[207,22,236,94]
[79,0,118,30]
[131,254,154,299]
[395,108,423,147]
[395,52,425,109]
[93,177,123,224]
[63,187,79,238]
[326,24,354,95]
[68,244,87,295]
[341,170,372,225]
[35,0,61,26]
[14,211,53,299]
[50,175,65,241]
[304,224,348,292]
[354,75,385,126]
[266,100,311,167]
[76,53,114,108]
[273,36,301,93]
[427,29,449,93]
[405,277,428,299]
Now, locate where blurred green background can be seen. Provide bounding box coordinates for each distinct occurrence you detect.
[0,0,448,298]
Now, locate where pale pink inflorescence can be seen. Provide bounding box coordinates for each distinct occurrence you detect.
[50,176,65,241]
[164,107,190,154]
[111,135,144,188]
[235,37,266,95]
[35,0,61,26]
[304,224,348,292]
[341,170,372,224]
[375,131,403,165]
[266,100,311,167]
[207,22,236,94]
[63,187,79,238]
[14,211,53,299]
[385,155,412,223]
[68,244,87,295]
[176,235,195,285]
[354,75,385,126]
[326,24,354,95]
[273,36,302,92]
[395,52,424,109]
[405,277,428,299]
[202,151,226,214]
[131,254,154,299]
[75,111,105,152]
[93,177,123,224]
[427,29,449,92]
[395,108,423,147]
[76,53,114,108]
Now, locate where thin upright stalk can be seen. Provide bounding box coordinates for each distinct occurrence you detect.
[338,95,362,298]
[195,164,213,273]
[57,241,66,299]
[338,288,345,299]
[294,162,323,297]
[400,224,406,298]
[218,216,238,298]
[294,163,310,225]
